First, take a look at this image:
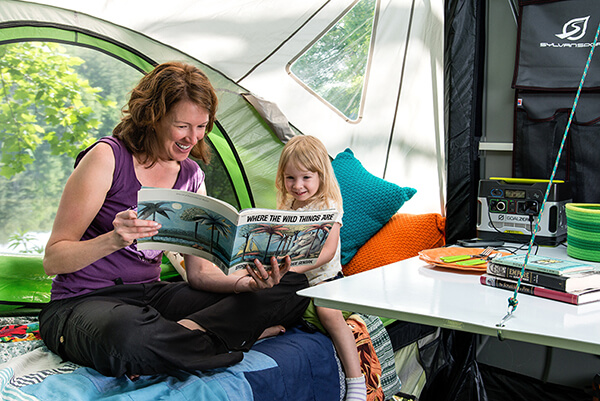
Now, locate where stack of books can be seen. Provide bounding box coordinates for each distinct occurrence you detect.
[480,254,600,305]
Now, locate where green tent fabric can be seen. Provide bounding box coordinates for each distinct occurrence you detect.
[0,254,181,315]
[0,254,50,314]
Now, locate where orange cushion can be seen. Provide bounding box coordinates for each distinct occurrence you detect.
[342,213,446,276]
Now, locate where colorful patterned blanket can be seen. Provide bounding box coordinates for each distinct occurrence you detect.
[1,322,41,343]
[0,316,400,401]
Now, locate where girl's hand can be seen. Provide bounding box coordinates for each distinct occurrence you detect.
[112,210,161,248]
[245,256,291,291]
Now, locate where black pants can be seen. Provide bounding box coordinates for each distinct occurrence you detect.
[39,272,309,377]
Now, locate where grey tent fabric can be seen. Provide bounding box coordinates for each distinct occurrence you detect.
[241,93,296,143]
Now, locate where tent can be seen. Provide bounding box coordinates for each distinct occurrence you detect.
[0,0,468,314]
[0,0,447,217]
[0,0,486,310]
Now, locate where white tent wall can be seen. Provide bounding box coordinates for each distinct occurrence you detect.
[12,0,446,215]
[382,0,445,213]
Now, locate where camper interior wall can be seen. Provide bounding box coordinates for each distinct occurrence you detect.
[480,0,516,180]
[476,0,600,392]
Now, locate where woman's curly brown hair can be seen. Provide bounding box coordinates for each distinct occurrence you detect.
[113,61,218,166]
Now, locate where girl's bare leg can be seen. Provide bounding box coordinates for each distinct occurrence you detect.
[317,306,366,401]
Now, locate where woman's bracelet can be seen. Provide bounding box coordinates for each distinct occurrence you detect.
[233,274,248,294]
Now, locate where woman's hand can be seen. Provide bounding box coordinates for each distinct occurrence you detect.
[245,255,291,291]
[112,210,161,248]
[184,255,291,294]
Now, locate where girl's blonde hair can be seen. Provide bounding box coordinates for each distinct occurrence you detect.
[275,135,343,210]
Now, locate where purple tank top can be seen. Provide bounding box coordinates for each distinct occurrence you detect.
[51,136,204,300]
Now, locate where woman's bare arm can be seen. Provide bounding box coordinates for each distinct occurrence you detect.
[43,143,160,275]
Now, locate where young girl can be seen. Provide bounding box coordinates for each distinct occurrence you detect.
[276,135,367,401]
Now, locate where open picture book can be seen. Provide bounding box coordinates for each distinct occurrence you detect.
[137,188,339,274]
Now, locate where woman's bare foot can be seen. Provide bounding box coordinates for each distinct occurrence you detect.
[258,325,285,339]
[127,374,140,381]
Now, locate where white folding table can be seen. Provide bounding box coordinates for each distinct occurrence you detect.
[298,249,600,356]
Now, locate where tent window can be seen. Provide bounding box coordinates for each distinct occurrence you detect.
[197,138,242,211]
[288,0,377,122]
[0,41,144,254]
[0,41,237,254]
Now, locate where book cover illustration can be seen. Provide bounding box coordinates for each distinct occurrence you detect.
[490,254,595,276]
[136,188,339,274]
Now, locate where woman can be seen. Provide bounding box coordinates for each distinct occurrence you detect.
[39,62,310,377]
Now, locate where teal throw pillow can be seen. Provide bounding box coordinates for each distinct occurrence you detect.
[332,148,416,265]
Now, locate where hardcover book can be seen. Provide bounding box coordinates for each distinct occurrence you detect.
[480,274,600,305]
[487,262,600,293]
[137,188,339,274]
[489,254,595,276]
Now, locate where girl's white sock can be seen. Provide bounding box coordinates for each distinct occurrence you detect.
[345,375,367,401]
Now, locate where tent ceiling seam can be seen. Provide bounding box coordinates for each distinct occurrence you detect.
[383,0,416,178]
[236,1,333,84]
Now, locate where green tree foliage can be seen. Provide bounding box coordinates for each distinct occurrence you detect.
[290,0,376,120]
[0,42,116,178]
[69,46,142,140]
[0,42,137,244]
